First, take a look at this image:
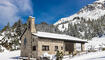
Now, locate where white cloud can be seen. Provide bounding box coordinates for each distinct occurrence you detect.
[0,0,33,26]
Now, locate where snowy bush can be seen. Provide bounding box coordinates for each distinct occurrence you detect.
[56,51,64,60]
[85,37,105,52]
[102,48,105,51]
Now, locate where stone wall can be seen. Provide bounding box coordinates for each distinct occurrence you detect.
[37,38,64,57]
[31,36,38,58]
[21,29,32,57]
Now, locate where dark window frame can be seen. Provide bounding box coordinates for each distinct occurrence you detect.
[55,46,58,51]
[28,21,31,29]
[33,46,36,51]
[61,46,63,50]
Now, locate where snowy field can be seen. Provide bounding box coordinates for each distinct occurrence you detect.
[0,50,105,60]
[85,36,105,51]
[0,50,20,60]
[63,51,105,60]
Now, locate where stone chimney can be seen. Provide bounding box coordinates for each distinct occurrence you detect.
[27,16,36,33]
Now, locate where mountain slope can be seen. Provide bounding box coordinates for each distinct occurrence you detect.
[55,0,105,25]
[54,0,105,39]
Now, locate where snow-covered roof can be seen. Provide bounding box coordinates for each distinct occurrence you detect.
[32,32,87,43]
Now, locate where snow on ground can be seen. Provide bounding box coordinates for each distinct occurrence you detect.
[63,51,105,60]
[85,36,105,50]
[0,50,105,60]
[0,50,20,60]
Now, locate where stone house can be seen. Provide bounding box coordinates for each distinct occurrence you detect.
[20,16,87,60]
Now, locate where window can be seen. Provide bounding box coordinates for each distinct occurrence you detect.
[33,46,36,51]
[24,38,27,45]
[42,45,49,51]
[55,46,58,51]
[61,46,63,50]
[28,21,31,29]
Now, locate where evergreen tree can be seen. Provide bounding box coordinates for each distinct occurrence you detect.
[16,19,22,36]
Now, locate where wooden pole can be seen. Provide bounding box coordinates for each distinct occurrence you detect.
[81,43,85,52]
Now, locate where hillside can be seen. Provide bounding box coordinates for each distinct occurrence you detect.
[54,0,105,39]
[0,20,26,52]
[55,0,105,25]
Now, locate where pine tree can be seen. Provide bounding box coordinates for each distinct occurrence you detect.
[16,19,22,36]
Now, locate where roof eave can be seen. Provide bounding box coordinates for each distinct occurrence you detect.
[32,34,87,43]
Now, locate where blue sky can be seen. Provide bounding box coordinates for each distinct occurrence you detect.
[0,0,96,30]
[32,0,96,24]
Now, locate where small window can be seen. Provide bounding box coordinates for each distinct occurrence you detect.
[55,46,58,51]
[33,46,36,51]
[28,21,31,29]
[24,38,27,45]
[61,46,63,50]
[42,45,49,51]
